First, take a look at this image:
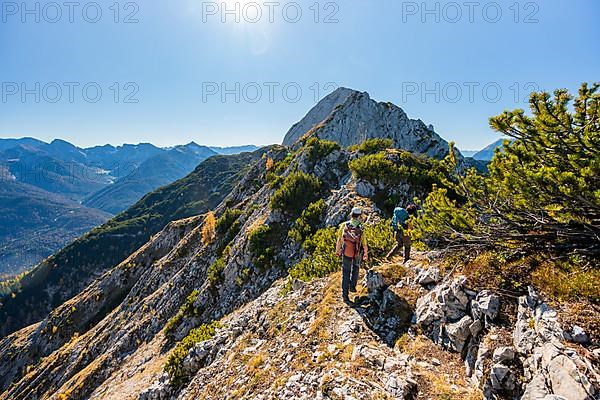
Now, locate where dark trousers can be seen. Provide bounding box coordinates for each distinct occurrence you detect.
[342,256,360,297]
[387,230,411,260]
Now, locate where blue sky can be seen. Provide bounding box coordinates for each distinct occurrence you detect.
[0,0,598,150]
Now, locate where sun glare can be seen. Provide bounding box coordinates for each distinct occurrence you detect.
[200,0,275,55]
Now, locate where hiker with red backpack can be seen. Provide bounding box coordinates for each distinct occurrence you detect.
[335,207,369,304]
[386,204,418,263]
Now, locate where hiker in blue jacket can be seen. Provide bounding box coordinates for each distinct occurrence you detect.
[386,204,417,262]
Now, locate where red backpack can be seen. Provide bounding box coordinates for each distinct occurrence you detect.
[342,222,363,259]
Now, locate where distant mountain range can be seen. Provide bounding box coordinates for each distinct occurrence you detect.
[0,138,259,275]
[461,139,511,161]
[0,148,266,337]
[1,130,504,277]
[209,145,260,155]
[82,143,219,214]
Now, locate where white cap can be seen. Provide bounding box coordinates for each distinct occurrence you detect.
[351,207,362,216]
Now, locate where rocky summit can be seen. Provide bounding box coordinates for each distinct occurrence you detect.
[0,89,598,400]
[283,88,451,159]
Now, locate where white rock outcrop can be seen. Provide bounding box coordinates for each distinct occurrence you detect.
[515,290,597,400]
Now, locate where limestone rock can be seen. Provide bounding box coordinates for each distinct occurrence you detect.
[547,352,594,400]
[445,315,473,353]
[292,279,306,292]
[515,289,597,400]
[471,291,500,322]
[570,325,589,345]
[490,363,516,391]
[365,269,386,299]
[415,276,473,349]
[492,346,516,364]
[415,267,440,286]
[352,344,386,370]
[139,375,171,400]
[469,319,483,337]
[521,374,550,400]
[282,88,453,160]
[355,180,375,197]
[384,374,418,399]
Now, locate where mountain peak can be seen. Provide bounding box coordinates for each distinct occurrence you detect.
[49,138,79,149]
[329,86,361,98]
[182,141,209,150]
[283,88,450,159]
[283,87,362,146]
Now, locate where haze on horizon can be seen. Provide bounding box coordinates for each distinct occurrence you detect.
[1,0,598,150]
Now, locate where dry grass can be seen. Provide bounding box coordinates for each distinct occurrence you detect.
[415,368,481,400]
[557,301,600,344]
[245,213,268,235]
[306,276,339,338]
[395,334,429,357]
[532,262,600,304]
[246,353,265,371]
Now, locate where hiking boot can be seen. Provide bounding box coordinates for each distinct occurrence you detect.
[349,286,357,293]
[343,295,352,305]
[353,296,367,306]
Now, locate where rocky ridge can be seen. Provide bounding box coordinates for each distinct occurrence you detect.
[0,137,455,399]
[283,88,452,159]
[0,89,597,400]
[413,269,598,399]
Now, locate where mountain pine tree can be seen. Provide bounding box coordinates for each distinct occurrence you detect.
[414,82,600,258]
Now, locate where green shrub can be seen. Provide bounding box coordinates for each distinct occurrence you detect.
[216,209,243,235]
[532,257,600,303]
[348,150,448,214]
[235,268,251,286]
[349,151,441,189]
[288,227,339,284]
[248,224,285,270]
[266,152,296,188]
[245,204,259,217]
[414,83,600,260]
[411,186,476,247]
[349,153,396,185]
[207,257,226,285]
[270,172,323,219]
[215,208,243,255]
[274,152,294,175]
[349,138,393,154]
[288,199,327,243]
[164,321,221,387]
[164,290,200,335]
[266,172,283,187]
[363,220,396,260]
[304,137,340,163]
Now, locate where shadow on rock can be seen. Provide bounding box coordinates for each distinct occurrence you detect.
[352,269,413,346]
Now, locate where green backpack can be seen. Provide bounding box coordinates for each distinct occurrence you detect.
[391,207,409,232]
